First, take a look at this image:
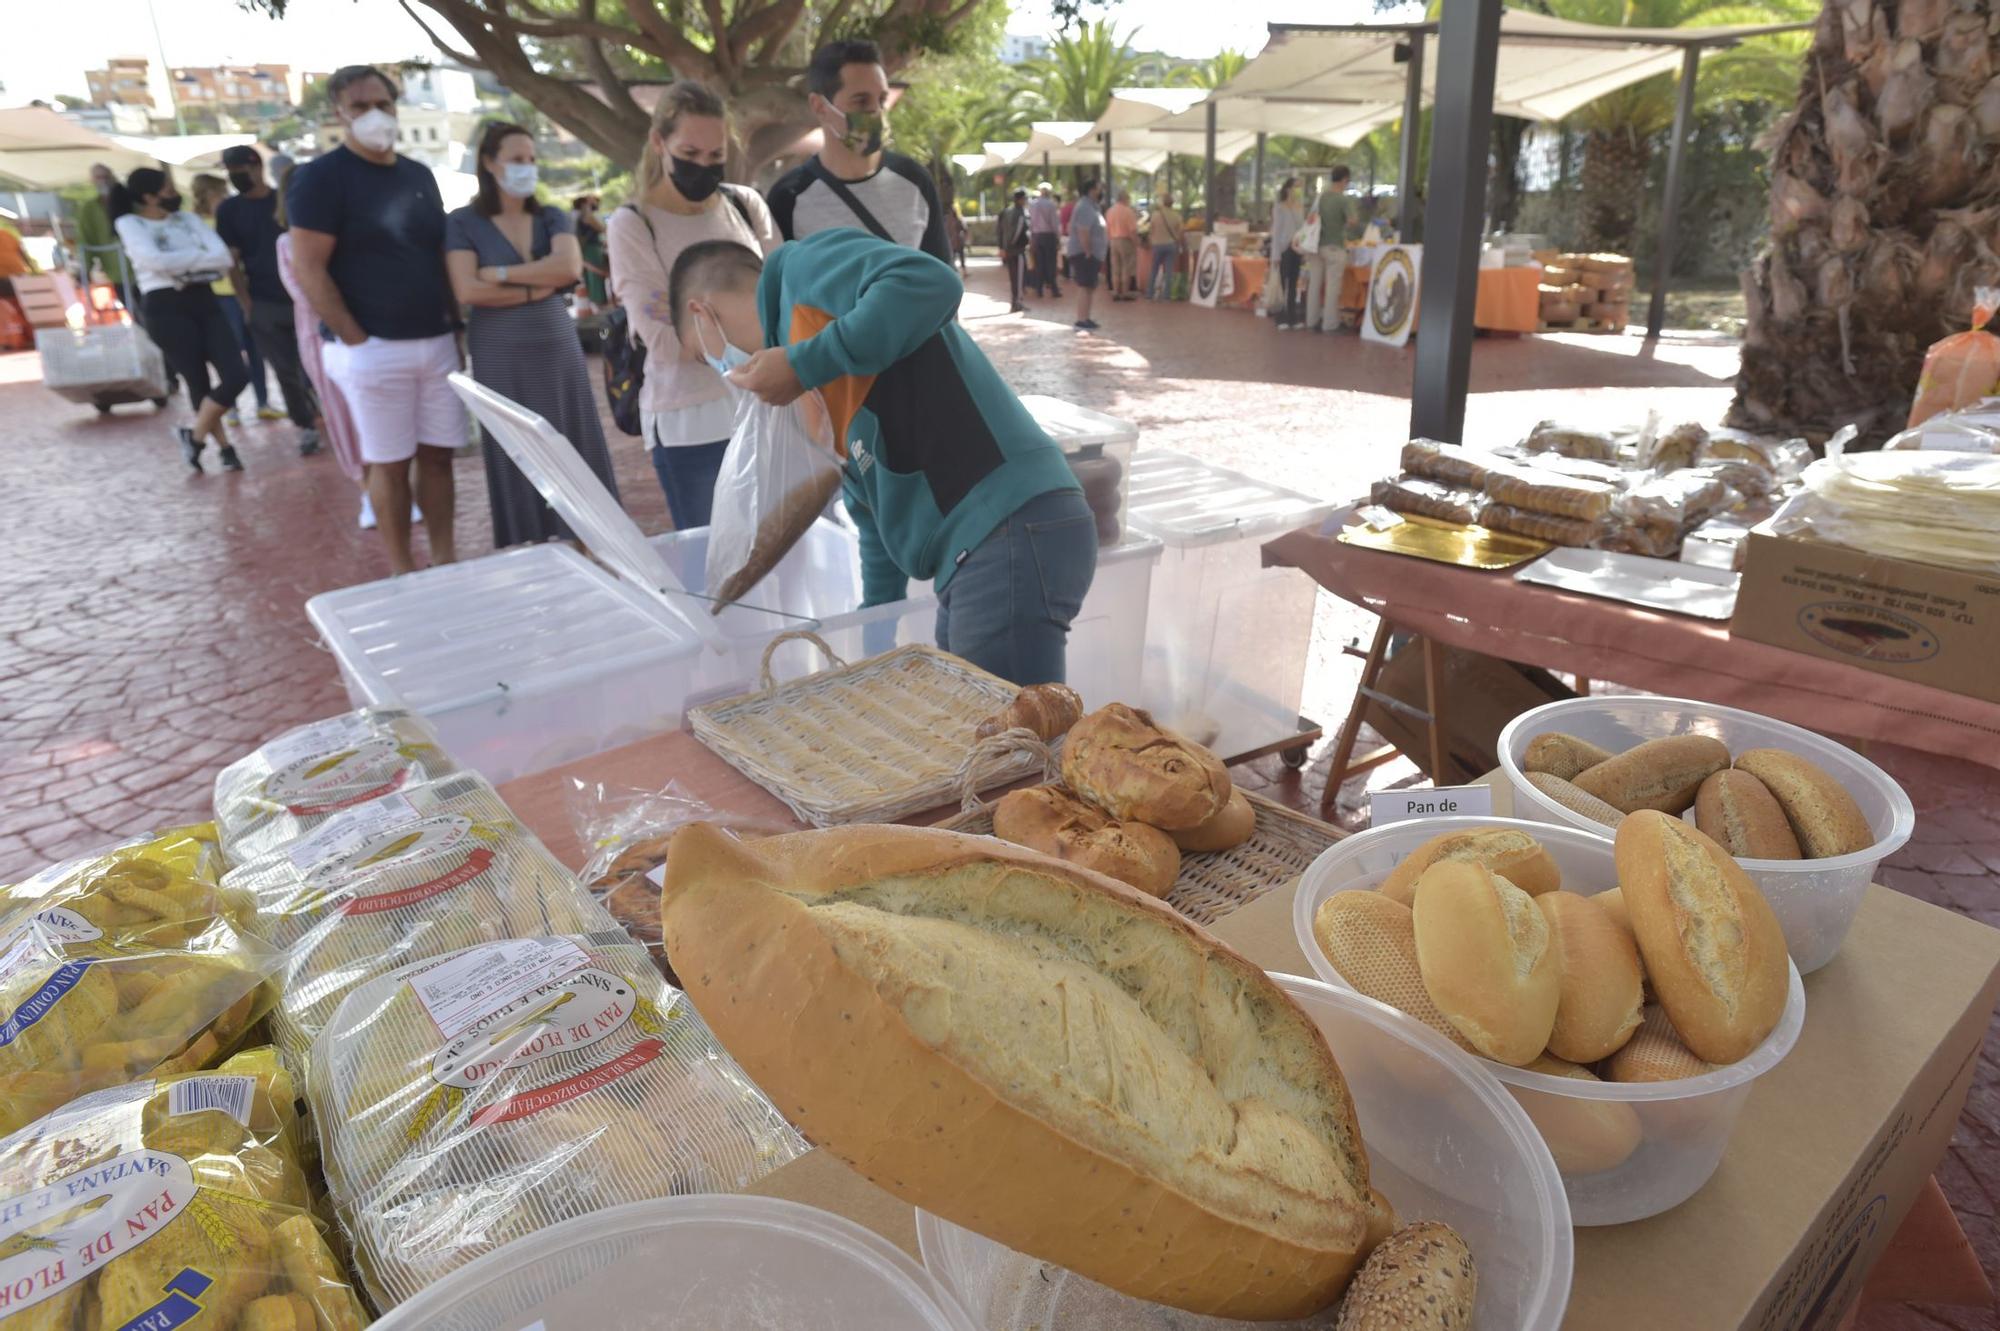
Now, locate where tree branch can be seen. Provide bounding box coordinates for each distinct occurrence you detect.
[702,0,734,77]
[728,0,808,68]
[616,0,719,80]
[457,0,635,46]
[421,0,648,153]
[577,0,631,103]
[819,0,857,39]
[398,0,483,67]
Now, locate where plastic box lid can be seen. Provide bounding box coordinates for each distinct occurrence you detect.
[450,372,734,651]
[649,516,936,640]
[370,1195,978,1331]
[1126,449,1337,548]
[305,543,703,714]
[1020,393,1140,449]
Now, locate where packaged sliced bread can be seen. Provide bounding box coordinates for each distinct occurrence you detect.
[0,1046,368,1331]
[0,825,281,1136]
[309,933,806,1310]
[214,707,458,864]
[223,772,616,1073]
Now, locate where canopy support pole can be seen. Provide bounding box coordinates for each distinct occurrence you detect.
[1204,100,1218,221]
[1410,0,1501,445]
[1646,46,1701,341]
[1397,31,1425,239]
[1043,151,1051,181]
[1103,132,1112,190]
[1254,132,1267,213]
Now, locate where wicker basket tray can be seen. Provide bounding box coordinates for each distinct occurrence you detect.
[687,634,1045,827]
[939,734,1345,926]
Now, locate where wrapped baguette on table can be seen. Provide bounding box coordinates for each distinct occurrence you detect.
[1699,429,1815,479]
[1482,462,1618,521]
[1524,420,1623,462]
[1371,476,1484,526]
[1602,471,1742,556]
[1638,421,1708,471]
[1477,502,1608,548]
[1400,438,1495,489]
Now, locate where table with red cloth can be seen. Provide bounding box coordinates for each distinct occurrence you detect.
[1263,508,2000,769]
[1338,261,1543,333]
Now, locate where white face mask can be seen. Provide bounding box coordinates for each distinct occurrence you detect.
[693,307,751,377]
[349,108,398,153]
[500,162,538,197]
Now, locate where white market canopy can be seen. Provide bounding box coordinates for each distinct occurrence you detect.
[0,106,156,189]
[107,132,260,170]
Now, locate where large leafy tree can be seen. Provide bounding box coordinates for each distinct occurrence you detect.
[1019,21,1144,120]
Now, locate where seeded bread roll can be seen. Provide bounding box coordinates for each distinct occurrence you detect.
[1334,1222,1477,1331]
[1694,769,1803,860]
[1170,788,1257,853]
[1061,703,1233,831]
[1604,1005,1720,1083]
[1732,749,1874,858]
[1377,826,1561,906]
[1522,732,1616,782]
[1573,734,1730,815]
[1614,811,1790,1063]
[1536,891,1644,1063]
[1519,1055,1643,1174]
[1524,772,1624,827]
[1411,861,1561,1065]
[1310,891,1476,1052]
[992,785,1182,897]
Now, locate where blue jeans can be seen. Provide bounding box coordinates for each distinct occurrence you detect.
[1149,244,1179,299]
[217,294,267,408]
[935,489,1098,687]
[650,439,728,530]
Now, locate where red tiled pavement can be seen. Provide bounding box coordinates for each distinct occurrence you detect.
[2,264,1994,1324]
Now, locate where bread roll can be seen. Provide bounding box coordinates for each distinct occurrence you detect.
[1377,826,1561,906]
[1362,1187,1400,1257]
[1334,1222,1477,1331]
[1732,749,1874,858]
[1614,811,1789,1063]
[1310,892,1475,1052]
[1411,862,1561,1065]
[661,822,1374,1320]
[1522,732,1615,781]
[1536,891,1644,1063]
[1171,788,1256,853]
[975,683,1083,742]
[1604,1005,1719,1083]
[1694,770,1803,860]
[1062,703,1232,830]
[1518,1055,1643,1174]
[1594,887,1632,935]
[992,785,1181,897]
[1573,734,1730,815]
[1524,772,1624,827]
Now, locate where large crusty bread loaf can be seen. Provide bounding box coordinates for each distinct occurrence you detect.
[1311,891,1475,1052]
[1614,811,1789,1063]
[1377,826,1561,906]
[1522,732,1616,782]
[1732,749,1874,858]
[1573,735,1730,814]
[1061,703,1233,830]
[1694,769,1803,860]
[1536,891,1644,1063]
[1411,861,1560,1065]
[660,822,1373,1319]
[992,785,1181,897]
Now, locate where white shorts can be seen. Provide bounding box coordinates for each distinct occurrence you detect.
[322,333,463,465]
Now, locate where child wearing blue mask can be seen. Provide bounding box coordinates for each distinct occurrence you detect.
[669,230,1098,688]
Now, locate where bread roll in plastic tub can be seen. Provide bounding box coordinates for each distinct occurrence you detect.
[1295,816,1806,1225]
[917,972,1572,1329]
[1498,696,1915,973]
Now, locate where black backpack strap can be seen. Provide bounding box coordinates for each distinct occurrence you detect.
[721,184,756,232]
[807,158,895,243]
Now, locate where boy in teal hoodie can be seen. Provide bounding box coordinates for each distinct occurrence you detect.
[669,229,1097,687]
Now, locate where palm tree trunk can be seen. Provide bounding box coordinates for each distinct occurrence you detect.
[1732,0,2000,444]
[1578,127,1650,252]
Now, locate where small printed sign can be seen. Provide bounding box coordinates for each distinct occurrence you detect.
[1369,785,1494,826]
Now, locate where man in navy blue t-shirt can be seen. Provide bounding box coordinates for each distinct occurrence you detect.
[288,64,460,573]
[215,145,319,456]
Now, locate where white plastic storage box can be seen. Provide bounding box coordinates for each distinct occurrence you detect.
[36,324,168,396]
[307,544,704,783]
[1127,450,1336,761]
[1021,393,1139,545]
[1068,534,1161,709]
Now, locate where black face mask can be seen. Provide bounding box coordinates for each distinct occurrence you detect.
[227,169,255,193]
[157,194,183,214]
[670,155,725,202]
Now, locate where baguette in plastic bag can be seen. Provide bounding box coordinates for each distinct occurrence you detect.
[1476,502,1607,548]
[0,826,280,1136]
[0,1046,369,1331]
[1369,476,1483,526]
[214,708,458,865]
[704,384,842,612]
[309,933,807,1309]
[1481,463,1618,520]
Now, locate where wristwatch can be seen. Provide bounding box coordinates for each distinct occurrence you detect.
[496,264,510,283]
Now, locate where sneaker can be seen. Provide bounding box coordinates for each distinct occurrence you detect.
[224,410,242,428]
[298,428,322,456]
[1078,319,1102,331]
[177,427,203,472]
[257,406,285,421]
[1274,319,1291,330]
[358,494,377,530]
[1010,304,1024,313]
[218,446,243,472]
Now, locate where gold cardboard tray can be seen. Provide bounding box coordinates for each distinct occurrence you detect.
[1337,512,1552,569]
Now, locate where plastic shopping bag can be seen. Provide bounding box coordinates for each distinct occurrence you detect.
[1908,287,2000,428]
[704,383,842,612]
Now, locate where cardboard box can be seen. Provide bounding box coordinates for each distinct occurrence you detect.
[1732,531,2000,704]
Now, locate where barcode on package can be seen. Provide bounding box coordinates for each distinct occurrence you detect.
[167,1075,256,1127]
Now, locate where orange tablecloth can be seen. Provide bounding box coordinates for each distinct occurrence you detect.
[1224,256,1267,309]
[1339,262,1542,333]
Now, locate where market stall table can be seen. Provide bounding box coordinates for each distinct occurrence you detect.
[1133,247,1265,307]
[1267,508,2000,788]
[497,737,1999,1330]
[1339,260,1544,333]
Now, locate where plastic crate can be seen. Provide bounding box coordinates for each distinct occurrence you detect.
[1021,393,1137,545]
[36,324,167,397]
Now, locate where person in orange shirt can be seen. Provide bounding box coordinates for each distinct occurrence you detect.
[0,220,37,279]
[1104,189,1140,302]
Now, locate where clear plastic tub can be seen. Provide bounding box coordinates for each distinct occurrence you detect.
[1497,695,1916,974]
[371,1195,977,1331]
[1020,393,1139,545]
[1293,816,1808,1225]
[917,972,1572,1328]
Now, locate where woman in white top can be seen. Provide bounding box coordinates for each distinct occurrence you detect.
[606,80,778,529]
[114,167,250,472]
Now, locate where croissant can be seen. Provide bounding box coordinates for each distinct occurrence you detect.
[974,682,1084,741]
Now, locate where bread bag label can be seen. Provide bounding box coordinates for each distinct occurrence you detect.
[263,737,414,816]
[284,792,420,871]
[432,966,644,1092]
[408,939,592,1040]
[166,1074,256,1127]
[296,812,490,916]
[0,1149,197,1318]
[0,960,95,1049]
[257,713,374,770]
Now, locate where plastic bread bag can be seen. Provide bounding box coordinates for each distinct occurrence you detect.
[1909,287,2000,428]
[1684,457,1777,499]
[1480,462,1618,520]
[1636,420,1707,471]
[1614,471,1740,531]
[1398,437,1494,489]
[1698,428,1815,480]
[1784,451,2000,573]
[1522,419,1625,461]
[308,933,808,1310]
[0,1046,369,1331]
[214,708,458,866]
[0,826,281,1137]
[1475,502,1609,548]
[1881,400,2000,452]
[703,374,843,613]
[1369,475,1483,526]
[221,772,615,1074]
